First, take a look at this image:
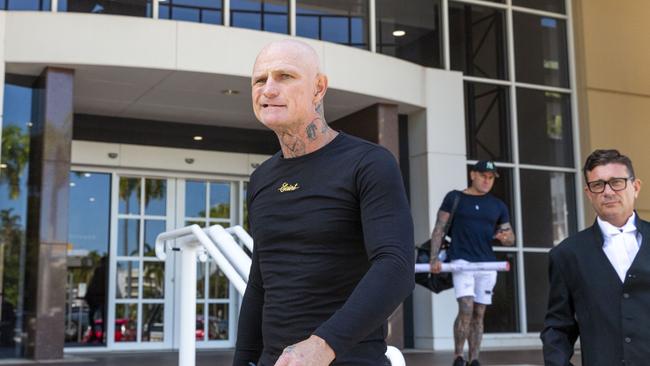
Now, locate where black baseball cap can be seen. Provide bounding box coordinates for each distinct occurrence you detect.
[471,160,499,177]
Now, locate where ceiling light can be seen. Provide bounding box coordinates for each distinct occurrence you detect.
[193,136,203,141]
[89,197,96,202]
[222,89,240,95]
[392,30,406,37]
[70,182,76,187]
[83,173,92,178]
[0,163,7,169]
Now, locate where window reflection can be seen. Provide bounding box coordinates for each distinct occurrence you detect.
[144,178,166,216]
[450,3,508,80]
[524,252,549,332]
[116,261,140,299]
[208,303,229,340]
[210,182,231,219]
[465,82,511,162]
[484,252,519,333]
[0,78,35,357]
[141,303,164,342]
[59,0,151,17]
[514,13,569,87]
[66,171,111,346]
[521,170,577,247]
[115,303,137,342]
[296,0,369,49]
[231,0,288,34]
[375,0,442,68]
[159,0,223,25]
[0,0,51,10]
[517,88,573,167]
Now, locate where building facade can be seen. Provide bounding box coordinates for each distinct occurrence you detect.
[0,0,646,360]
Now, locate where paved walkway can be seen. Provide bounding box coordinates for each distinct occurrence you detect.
[0,349,581,366]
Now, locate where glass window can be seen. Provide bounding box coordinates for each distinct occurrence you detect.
[375,0,442,68]
[141,303,164,342]
[0,77,35,357]
[144,220,166,257]
[514,13,569,87]
[186,181,206,218]
[144,178,166,216]
[208,262,229,298]
[521,170,577,247]
[465,82,511,162]
[116,262,140,299]
[66,171,111,346]
[115,303,137,342]
[484,252,519,332]
[231,0,288,34]
[208,303,229,340]
[0,0,51,10]
[513,0,565,14]
[524,252,550,332]
[59,0,151,17]
[119,177,141,215]
[449,3,508,80]
[296,0,369,49]
[142,262,165,298]
[159,0,223,25]
[117,219,139,257]
[210,182,230,219]
[517,88,573,167]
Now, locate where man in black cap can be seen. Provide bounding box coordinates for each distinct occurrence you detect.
[430,160,515,366]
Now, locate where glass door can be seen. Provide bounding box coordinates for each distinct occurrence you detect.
[176,179,242,348]
[108,174,174,350]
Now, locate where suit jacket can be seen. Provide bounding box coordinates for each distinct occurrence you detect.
[541,215,650,366]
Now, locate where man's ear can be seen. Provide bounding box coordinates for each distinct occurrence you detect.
[313,74,328,103]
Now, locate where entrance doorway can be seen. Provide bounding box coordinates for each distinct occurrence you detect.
[65,169,248,351]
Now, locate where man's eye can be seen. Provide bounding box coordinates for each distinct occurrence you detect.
[281,74,292,79]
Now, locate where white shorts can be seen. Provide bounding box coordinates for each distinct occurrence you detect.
[451,259,498,305]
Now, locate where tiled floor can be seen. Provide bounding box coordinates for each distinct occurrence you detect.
[0,349,581,366]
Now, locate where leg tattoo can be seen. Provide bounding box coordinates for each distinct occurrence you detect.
[468,303,487,361]
[454,296,474,357]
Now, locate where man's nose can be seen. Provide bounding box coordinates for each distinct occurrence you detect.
[262,78,279,98]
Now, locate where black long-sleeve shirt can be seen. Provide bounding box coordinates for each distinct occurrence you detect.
[233,133,414,365]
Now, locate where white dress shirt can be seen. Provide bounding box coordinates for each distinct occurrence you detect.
[598,213,643,283]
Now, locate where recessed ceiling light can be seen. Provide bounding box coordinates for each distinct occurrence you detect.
[83,173,92,178]
[392,30,406,37]
[193,136,204,141]
[0,163,6,169]
[89,197,96,202]
[222,89,240,95]
[70,182,76,187]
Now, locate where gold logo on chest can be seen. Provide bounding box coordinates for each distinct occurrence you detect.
[278,182,300,192]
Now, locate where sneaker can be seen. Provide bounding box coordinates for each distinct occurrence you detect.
[468,360,481,366]
[452,356,467,366]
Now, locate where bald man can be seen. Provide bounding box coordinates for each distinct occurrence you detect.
[233,40,414,365]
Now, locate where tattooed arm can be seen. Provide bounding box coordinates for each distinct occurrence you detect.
[430,210,451,273]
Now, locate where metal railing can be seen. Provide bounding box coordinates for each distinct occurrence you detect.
[155,223,405,366]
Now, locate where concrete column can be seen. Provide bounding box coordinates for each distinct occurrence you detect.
[24,67,74,360]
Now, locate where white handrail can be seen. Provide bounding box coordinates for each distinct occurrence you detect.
[226,225,254,252]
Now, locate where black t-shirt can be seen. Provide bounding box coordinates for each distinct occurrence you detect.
[441,190,510,262]
[233,133,414,365]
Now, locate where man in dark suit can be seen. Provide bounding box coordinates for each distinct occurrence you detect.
[541,149,648,366]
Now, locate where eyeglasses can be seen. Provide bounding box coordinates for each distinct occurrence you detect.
[586,177,634,193]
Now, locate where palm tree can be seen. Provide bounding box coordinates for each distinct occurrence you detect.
[0,126,30,199]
